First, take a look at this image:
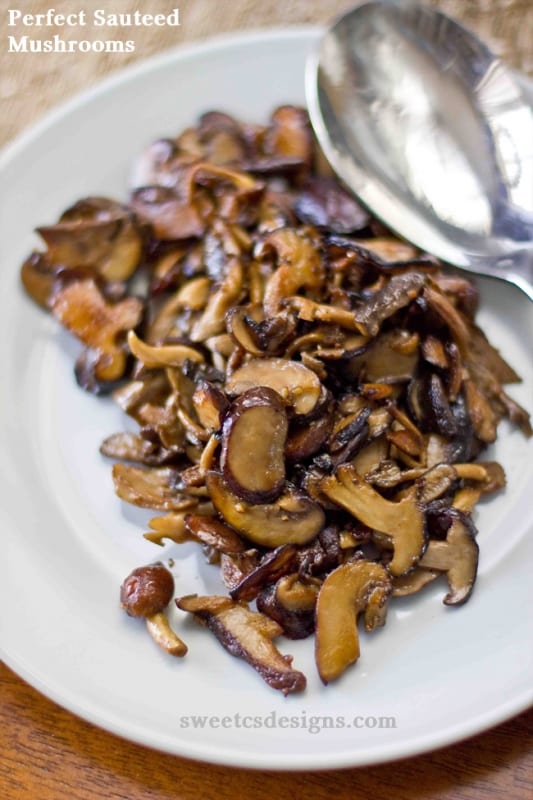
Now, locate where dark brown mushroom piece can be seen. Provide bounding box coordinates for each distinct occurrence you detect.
[120,563,187,655]
[353,272,426,337]
[294,177,370,233]
[315,560,392,683]
[419,511,479,605]
[256,574,320,639]
[177,594,306,694]
[220,387,288,503]
[207,471,325,548]
[131,186,205,240]
[38,197,143,282]
[230,544,298,602]
[183,514,246,555]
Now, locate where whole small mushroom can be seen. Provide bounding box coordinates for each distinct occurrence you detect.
[120,562,188,656]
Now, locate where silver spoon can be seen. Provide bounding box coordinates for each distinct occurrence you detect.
[306,0,533,300]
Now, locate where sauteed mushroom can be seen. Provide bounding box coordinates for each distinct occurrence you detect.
[20,105,532,691]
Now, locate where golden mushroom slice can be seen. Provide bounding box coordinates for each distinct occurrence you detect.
[392,568,441,597]
[50,278,143,382]
[177,594,306,695]
[112,464,199,512]
[206,471,325,547]
[320,464,425,576]
[127,330,204,369]
[315,561,392,684]
[419,513,479,605]
[225,357,322,416]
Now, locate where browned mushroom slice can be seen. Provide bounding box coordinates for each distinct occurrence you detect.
[130,186,205,240]
[112,464,198,511]
[419,513,479,605]
[121,563,187,656]
[392,567,441,597]
[262,105,313,175]
[315,561,392,683]
[362,330,419,383]
[258,228,324,317]
[38,199,142,282]
[190,257,244,341]
[191,380,228,433]
[177,594,306,694]
[423,285,470,355]
[353,272,426,337]
[294,176,370,233]
[100,432,181,465]
[417,463,458,504]
[256,574,320,640]
[207,471,325,547]
[225,357,322,416]
[183,514,245,554]
[320,465,425,576]
[285,411,334,462]
[220,387,288,503]
[287,296,367,333]
[50,278,143,382]
[463,377,498,443]
[20,252,57,308]
[127,330,204,369]
[230,544,298,602]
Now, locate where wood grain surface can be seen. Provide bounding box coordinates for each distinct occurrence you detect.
[1,662,532,800]
[1,1,532,798]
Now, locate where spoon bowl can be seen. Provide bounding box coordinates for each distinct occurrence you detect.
[306,0,533,299]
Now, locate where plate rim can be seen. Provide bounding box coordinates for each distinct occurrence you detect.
[1,25,532,771]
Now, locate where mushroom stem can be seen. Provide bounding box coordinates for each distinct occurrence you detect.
[145,612,188,656]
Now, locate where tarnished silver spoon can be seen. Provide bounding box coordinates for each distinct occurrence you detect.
[306,0,533,299]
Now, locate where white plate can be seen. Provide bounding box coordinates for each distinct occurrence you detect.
[0,28,532,771]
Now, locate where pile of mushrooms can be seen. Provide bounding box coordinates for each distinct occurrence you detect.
[21,106,531,694]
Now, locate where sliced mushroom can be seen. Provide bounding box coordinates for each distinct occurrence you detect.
[315,561,392,683]
[256,574,320,639]
[38,198,143,282]
[112,463,198,511]
[190,380,228,433]
[294,176,370,233]
[182,514,246,554]
[20,252,57,308]
[258,228,324,317]
[100,432,181,465]
[50,278,143,382]
[128,330,204,369]
[220,387,288,503]
[353,272,426,337]
[177,594,306,694]
[392,567,441,597]
[419,512,479,605]
[230,544,298,601]
[207,471,325,547]
[130,186,205,240]
[320,465,426,575]
[120,563,187,656]
[225,357,322,416]
[190,257,244,342]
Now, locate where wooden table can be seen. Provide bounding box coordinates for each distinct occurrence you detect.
[1,661,531,799]
[2,2,532,797]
